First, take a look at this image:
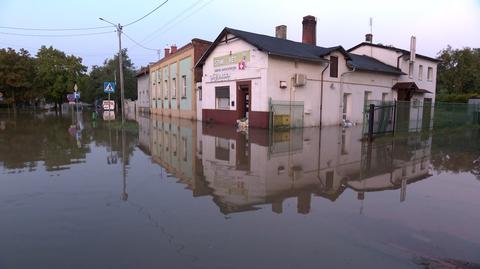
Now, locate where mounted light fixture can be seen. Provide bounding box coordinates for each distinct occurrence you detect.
[279,81,287,89]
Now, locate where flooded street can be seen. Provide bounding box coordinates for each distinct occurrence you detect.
[1,111,480,269]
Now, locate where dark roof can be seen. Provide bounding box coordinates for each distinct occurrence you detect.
[347,53,405,75]
[392,82,419,90]
[347,42,441,63]
[392,82,432,94]
[196,27,347,66]
[135,66,149,77]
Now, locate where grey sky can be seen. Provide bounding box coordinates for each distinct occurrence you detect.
[1,0,479,69]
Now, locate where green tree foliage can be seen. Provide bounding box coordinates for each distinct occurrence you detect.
[436,46,480,102]
[0,48,38,106]
[82,49,137,105]
[35,46,87,110]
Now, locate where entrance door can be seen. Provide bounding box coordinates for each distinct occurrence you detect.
[236,81,251,120]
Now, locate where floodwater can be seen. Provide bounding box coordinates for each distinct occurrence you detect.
[1,110,479,269]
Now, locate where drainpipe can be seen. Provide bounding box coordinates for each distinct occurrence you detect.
[339,66,356,124]
[320,61,330,127]
[396,53,404,69]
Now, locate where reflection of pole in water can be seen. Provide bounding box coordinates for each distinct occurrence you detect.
[400,178,407,202]
[121,125,128,201]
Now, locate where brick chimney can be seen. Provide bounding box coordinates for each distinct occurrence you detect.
[302,15,316,46]
[365,33,373,43]
[170,44,178,54]
[164,47,170,58]
[275,25,287,39]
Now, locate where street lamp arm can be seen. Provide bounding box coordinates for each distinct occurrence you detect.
[99,18,117,27]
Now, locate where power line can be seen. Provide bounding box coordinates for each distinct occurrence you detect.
[123,0,169,27]
[144,0,214,45]
[0,25,113,31]
[0,30,115,37]
[122,31,159,51]
[137,0,204,45]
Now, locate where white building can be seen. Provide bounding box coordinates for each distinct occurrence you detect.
[196,16,439,128]
[136,66,150,114]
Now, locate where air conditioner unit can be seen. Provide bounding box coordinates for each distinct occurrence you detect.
[294,73,307,87]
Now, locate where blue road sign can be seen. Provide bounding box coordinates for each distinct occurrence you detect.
[74,92,80,100]
[104,82,115,94]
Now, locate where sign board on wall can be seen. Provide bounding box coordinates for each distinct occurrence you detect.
[213,50,250,67]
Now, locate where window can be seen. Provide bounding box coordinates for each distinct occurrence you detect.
[364,91,372,106]
[409,62,414,78]
[418,65,423,80]
[164,80,168,99]
[171,78,176,98]
[156,70,161,84]
[330,56,338,78]
[427,67,433,81]
[215,86,230,109]
[199,87,202,101]
[182,75,187,98]
[382,93,388,103]
[151,72,156,85]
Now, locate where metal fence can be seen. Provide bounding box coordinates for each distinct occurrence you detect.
[269,100,304,129]
[363,100,480,138]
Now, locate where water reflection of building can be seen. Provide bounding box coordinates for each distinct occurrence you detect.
[147,115,211,197]
[142,116,432,215]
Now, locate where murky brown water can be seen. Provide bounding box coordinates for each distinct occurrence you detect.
[1,110,479,269]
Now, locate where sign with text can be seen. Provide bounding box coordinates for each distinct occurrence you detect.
[104,82,115,94]
[102,100,115,111]
[213,50,250,68]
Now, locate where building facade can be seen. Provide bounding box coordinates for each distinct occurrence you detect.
[196,16,439,128]
[136,66,150,114]
[149,39,211,120]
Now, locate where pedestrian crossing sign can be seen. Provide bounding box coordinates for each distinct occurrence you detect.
[104,82,115,94]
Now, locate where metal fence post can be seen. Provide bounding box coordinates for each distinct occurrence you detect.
[368,104,375,141]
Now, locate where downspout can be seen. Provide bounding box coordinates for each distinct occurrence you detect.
[339,66,356,124]
[320,61,330,127]
[396,53,404,69]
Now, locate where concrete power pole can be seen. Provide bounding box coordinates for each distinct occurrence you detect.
[117,23,125,125]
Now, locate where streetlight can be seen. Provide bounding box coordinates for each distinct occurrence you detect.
[99,17,126,125]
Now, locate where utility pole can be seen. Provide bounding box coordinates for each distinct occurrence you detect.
[100,18,126,125]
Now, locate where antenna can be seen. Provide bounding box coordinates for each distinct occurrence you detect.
[369,17,373,34]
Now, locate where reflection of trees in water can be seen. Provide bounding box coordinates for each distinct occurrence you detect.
[0,112,91,171]
[431,129,480,180]
[0,112,138,172]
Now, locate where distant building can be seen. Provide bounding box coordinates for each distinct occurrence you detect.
[149,39,212,120]
[136,66,150,114]
[196,15,439,128]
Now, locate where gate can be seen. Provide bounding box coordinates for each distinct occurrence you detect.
[269,100,304,129]
[363,101,397,140]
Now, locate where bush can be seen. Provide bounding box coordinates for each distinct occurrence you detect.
[436,93,480,103]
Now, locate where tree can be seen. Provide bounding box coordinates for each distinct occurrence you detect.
[0,48,37,107]
[35,46,87,111]
[82,49,137,105]
[437,46,480,99]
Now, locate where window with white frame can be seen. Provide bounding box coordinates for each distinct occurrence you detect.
[215,86,230,110]
[151,72,156,85]
[172,77,176,98]
[427,67,433,81]
[182,75,187,98]
[409,62,414,78]
[418,65,423,80]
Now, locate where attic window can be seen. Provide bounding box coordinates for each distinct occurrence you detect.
[330,56,338,78]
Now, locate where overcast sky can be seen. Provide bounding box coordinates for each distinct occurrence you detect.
[1,0,479,69]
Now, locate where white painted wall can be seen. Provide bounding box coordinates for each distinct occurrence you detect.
[137,73,150,109]
[201,36,268,112]
[350,44,438,102]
